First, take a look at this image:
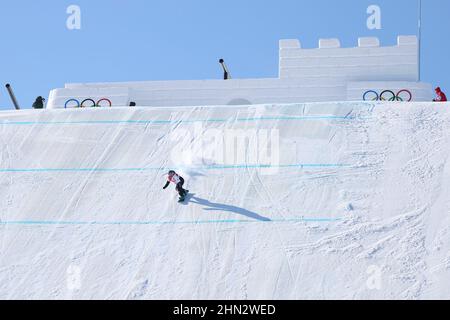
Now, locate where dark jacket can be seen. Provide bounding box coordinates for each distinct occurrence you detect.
[32,96,45,109]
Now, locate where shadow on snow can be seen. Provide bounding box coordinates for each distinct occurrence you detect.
[185,195,271,222]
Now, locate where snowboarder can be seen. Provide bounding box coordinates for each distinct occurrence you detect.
[163,170,189,201]
[433,87,447,102]
[32,96,45,109]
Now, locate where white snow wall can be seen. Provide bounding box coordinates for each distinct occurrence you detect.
[46,36,432,109]
[279,36,418,81]
[0,102,449,299]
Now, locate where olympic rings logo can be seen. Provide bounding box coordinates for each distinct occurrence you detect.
[64,98,113,109]
[363,89,412,102]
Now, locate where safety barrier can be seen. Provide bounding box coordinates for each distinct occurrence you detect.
[363,89,412,102]
[64,98,113,109]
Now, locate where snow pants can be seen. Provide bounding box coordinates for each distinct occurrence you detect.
[176,177,186,197]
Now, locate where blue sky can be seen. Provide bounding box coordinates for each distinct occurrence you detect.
[0,0,448,109]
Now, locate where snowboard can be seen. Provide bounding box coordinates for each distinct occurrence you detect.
[178,190,190,203]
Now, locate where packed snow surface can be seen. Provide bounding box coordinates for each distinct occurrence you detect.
[0,101,449,299]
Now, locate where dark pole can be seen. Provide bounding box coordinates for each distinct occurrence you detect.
[5,84,21,110]
[219,59,231,80]
[418,0,422,81]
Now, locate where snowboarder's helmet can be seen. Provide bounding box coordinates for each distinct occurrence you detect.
[436,87,441,92]
[168,170,176,176]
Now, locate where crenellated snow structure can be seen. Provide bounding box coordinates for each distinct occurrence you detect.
[47,36,433,109]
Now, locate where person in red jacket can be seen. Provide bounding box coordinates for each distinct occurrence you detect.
[433,87,447,102]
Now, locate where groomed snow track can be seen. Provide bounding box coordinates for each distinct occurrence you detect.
[0,102,449,299]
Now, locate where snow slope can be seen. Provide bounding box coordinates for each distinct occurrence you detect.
[0,102,449,299]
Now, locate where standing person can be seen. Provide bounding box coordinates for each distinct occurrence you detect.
[163,170,189,202]
[32,96,45,109]
[433,87,447,102]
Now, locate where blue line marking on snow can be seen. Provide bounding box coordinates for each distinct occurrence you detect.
[0,217,342,226]
[0,115,352,126]
[0,163,351,173]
